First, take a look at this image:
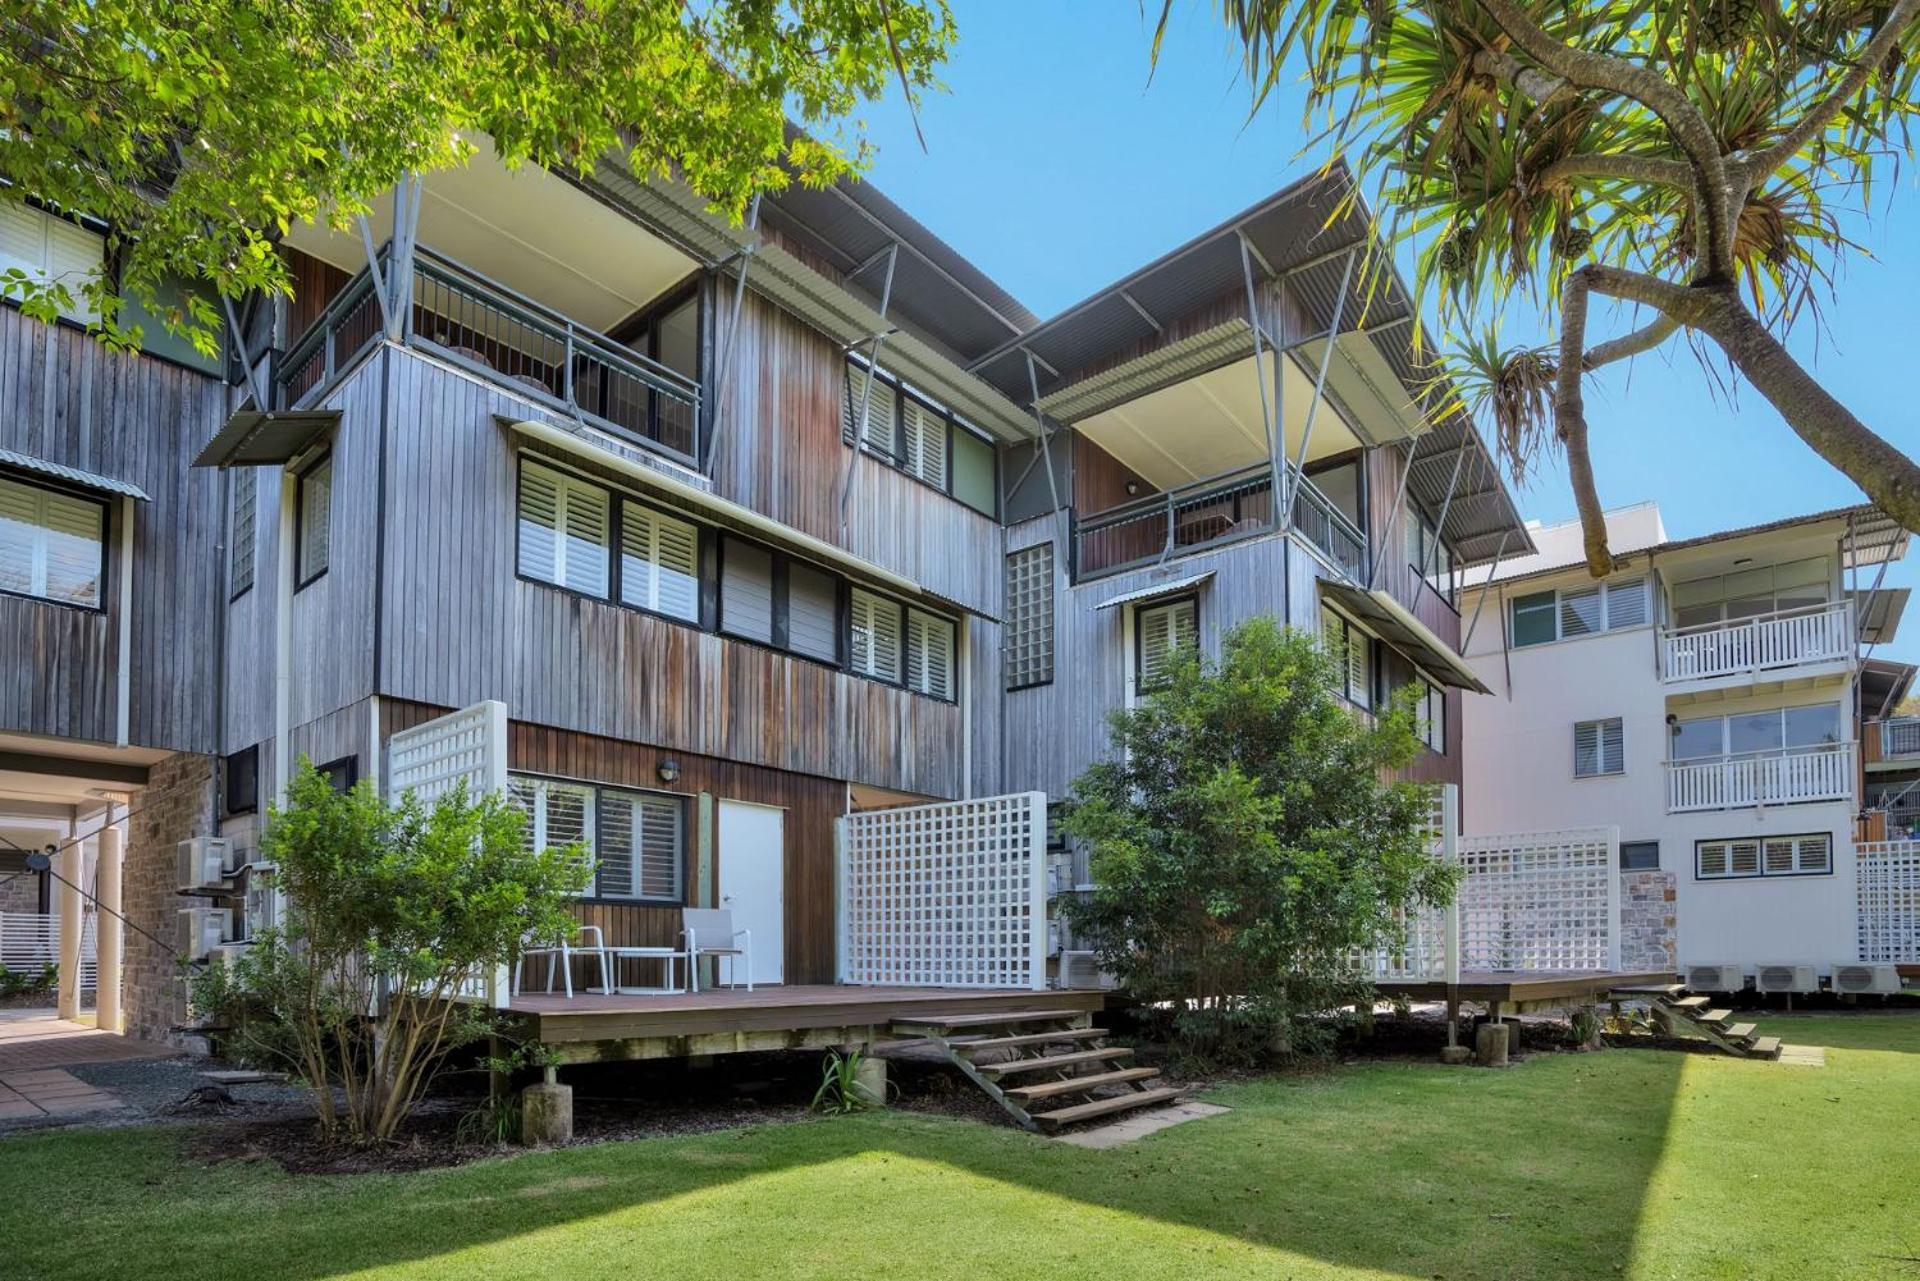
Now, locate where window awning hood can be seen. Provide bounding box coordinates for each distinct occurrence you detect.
[1093,571,1214,611]
[193,409,341,468]
[1318,580,1489,694]
[0,447,149,501]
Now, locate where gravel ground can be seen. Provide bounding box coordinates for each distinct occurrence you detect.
[0,1056,313,1139]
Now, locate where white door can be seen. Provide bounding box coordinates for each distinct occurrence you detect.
[718,800,785,986]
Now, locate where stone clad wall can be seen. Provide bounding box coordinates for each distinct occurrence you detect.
[123,753,216,1044]
[1620,870,1678,973]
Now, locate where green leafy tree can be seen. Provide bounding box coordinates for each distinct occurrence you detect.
[1163,0,1920,570]
[1061,619,1455,1066]
[193,761,590,1143]
[0,0,951,355]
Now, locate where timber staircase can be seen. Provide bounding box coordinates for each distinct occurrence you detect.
[892,1008,1184,1132]
[1613,985,1783,1060]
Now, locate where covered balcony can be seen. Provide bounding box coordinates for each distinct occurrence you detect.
[1659,600,1856,685]
[1666,743,1855,813]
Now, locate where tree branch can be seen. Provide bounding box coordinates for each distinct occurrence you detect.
[1476,0,1736,279]
[1735,0,1920,177]
[1536,152,1695,192]
[1584,314,1681,369]
[1555,269,1614,576]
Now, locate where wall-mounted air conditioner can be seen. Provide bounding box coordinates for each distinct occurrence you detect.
[1045,919,1062,957]
[1058,950,1117,990]
[175,837,234,892]
[176,906,231,961]
[207,942,252,967]
[1754,964,1819,994]
[1831,963,1903,995]
[1685,963,1746,993]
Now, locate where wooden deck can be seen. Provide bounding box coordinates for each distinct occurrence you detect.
[504,984,1107,1062]
[1374,969,1678,1005]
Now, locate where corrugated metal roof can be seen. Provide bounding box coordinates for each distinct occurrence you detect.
[0,447,150,501]
[1093,571,1215,610]
[1038,320,1252,422]
[191,409,340,469]
[1319,580,1491,694]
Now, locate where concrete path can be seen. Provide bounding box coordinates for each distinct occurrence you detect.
[1054,1099,1230,1149]
[0,1068,126,1120]
[0,1010,178,1075]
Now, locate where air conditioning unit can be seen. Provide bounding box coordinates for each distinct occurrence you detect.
[207,942,252,967]
[241,863,283,940]
[1685,963,1746,993]
[1755,964,1819,994]
[1058,950,1117,990]
[176,906,231,961]
[175,837,234,891]
[1045,919,1062,957]
[1832,963,1904,995]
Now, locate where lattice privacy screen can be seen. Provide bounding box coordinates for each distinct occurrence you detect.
[1456,826,1618,972]
[839,791,1048,990]
[1367,785,1458,982]
[1858,840,1920,964]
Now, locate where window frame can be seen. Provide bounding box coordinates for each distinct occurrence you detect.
[1003,542,1056,692]
[228,471,255,602]
[316,754,359,794]
[616,491,703,625]
[0,467,109,612]
[843,357,999,518]
[293,450,333,592]
[1319,603,1377,711]
[509,769,691,907]
[1620,840,1661,871]
[905,606,959,702]
[1134,593,1199,695]
[1573,716,1627,779]
[222,745,260,818]
[1695,832,1832,881]
[1510,576,1650,647]
[847,585,907,687]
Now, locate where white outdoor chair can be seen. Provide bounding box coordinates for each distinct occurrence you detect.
[514,925,612,998]
[680,909,753,992]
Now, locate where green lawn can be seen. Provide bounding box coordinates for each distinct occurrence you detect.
[4,1012,1917,1281]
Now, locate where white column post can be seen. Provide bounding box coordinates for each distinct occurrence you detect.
[56,839,86,1021]
[95,826,124,1033]
[1027,792,1048,991]
[1442,784,1461,987]
[1605,825,1622,972]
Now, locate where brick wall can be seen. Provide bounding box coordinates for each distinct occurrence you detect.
[1620,870,1678,973]
[123,752,215,1045]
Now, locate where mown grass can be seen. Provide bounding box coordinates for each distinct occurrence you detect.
[1,1012,1914,1280]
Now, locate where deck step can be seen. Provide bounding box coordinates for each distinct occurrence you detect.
[1664,983,1688,997]
[1671,995,1711,1011]
[891,1009,1091,1034]
[1724,1022,1758,1042]
[952,1028,1107,1054]
[1005,1067,1162,1102]
[976,1047,1133,1078]
[1748,1036,1783,1059]
[1031,1087,1187,1131]
[1696,1008,1731,1026]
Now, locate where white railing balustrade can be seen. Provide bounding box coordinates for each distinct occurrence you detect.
[1857,841,1920,965]
[1659,601,1854,683]
[0,913,95,990]
[1666,743,1856,813]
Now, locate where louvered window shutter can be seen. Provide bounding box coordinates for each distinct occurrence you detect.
[719,538,775,643]
[844,365,899,457]
[1138,599,1196,691]
[298,457,332,584]
[1574,718,1623,776]
[906,609,955,700]
[230,474,255,597]
[1727,841,1761,876]
[597,790,685,901]
[621,503,699,621]
[1604,577,1648,629]
[1796,835,1830,873]
[0,475,104,606]
[849,588,902,681]
[1698,842,1728,876]
[510,777,597,897]
[787,562,840,662]
[1346,626,1371,707]
[1559,585,1602,637]
[518,460,609,597]
[902,398,948,490]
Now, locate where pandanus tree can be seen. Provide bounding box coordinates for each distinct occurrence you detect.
[0,0,950,360]
[1163,0,1920,573]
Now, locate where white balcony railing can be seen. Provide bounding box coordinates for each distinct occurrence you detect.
[1659,601,1854,684]
[1666,743,1856,813]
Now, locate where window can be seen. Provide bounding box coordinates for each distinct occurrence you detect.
[316,755,358,794]
[1404,505,1456,598]
[1137,597,1198,692]
[1416,676,1446,752]
[1697,832,1830,879]
[0,202,104,324]
[1510,576,1649,646]
[229,472,255,599]
[223,746,260,817]
[517,459,611,598]
[1620,840,1660,871]
[620,502,699,621]
[508,775,596,895]
[1574,717,1625,777]
[1004,543,1056,690]
[1670,702,1842,761]
[906,608,957,701]
[849,587,903,683]
[1320,605,1375,709]
[295,453,332,588]
[1672,557,1828,628]
[597,786,685,902]
[844,360,996,516]
[0,472,105,607]
[786,561,840,664]
[720,538,776,644]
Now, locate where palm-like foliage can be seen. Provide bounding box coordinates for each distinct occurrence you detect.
[1161,0,1920,570]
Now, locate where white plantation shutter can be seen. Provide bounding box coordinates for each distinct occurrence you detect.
[598,789,685,901]
[621,502,699,621]
[1727,840,1761,876]
[906,609,956,700]
[901,398,948,490]
[0,474,104,606]
[1604,577,1648,629]
[0,203,104,323]
[1573,718,1624,777]
[1137,598,1196,690]
[507,775,596,897]
[1559,584,1602,637]
[518,460,609,597]
[1346,627,1372,707]
[297,456,332,583]
[845,364,899,457]
[849,587,903,681]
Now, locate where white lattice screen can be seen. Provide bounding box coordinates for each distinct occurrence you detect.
[1455,826,1619,972]
[1858,840,1920,963]
[384,700,511,1005]
[1367,785,1458,982]
[839,791,1047,990]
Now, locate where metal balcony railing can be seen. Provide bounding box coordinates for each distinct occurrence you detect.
[1071,462,1366,583]
[1666,742,1855,813]
[275,245,703,468]
[1880,717,1920,760]
[1659,600,1855,684]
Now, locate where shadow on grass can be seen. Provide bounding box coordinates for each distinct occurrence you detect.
[0,1045,1699,1281]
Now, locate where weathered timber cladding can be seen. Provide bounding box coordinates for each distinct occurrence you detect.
[0,308,227,752]
[1073,432,1157,517]
[382,699,846,984]
[375,349,966,798]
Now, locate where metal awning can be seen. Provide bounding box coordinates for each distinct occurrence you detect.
[1038,321,1251,424]
[193,409,341,468]
[1854,587,1910,646]
[0,448,150,501]
[1318,580,1491,694]
[1093,571,1214,611]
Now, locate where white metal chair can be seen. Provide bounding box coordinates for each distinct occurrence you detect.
[514,925,612,998]
[680,909,752,992]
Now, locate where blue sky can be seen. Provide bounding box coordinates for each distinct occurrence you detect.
[851,1,1920,665]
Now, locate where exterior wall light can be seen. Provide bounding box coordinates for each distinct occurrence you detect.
[657,759,682,785]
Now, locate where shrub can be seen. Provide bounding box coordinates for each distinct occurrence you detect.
[1062,619,1457,1066]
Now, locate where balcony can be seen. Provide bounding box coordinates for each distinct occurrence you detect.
[276,245,702,469]
[1666,743,1855,813]
[1071,461,1364,582]
[1878,717,1920,761]
[1659,601,1855,686]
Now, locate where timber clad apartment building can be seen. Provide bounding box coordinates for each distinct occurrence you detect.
[0,144,1910,1049]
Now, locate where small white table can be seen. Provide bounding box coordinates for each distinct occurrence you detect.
[606,946,687,995]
